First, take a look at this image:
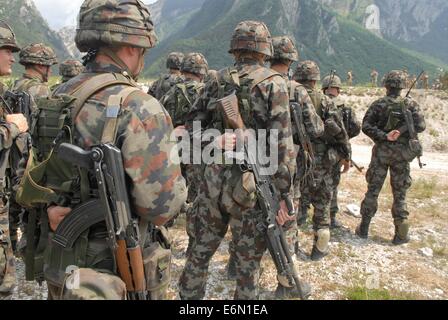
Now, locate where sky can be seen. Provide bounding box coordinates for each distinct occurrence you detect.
[34,0,158,30]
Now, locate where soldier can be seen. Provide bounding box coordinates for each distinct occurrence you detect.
[321,74,361,228]
[179,21,299,300]
[148,52,184,100]
[13,43,57,99]
[347,70,353,86]
[421,72,429,90]
[0,20,29,300]
[356,70,426,245]
[17,0,187,300]
[370,69,379,87]
[52,59,85,90]
[294,61,350,260]
[267,36,322,298]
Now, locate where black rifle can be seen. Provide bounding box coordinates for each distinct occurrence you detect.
[406,71,425,98]
[3,90,33,125]
[218,93,310,299]
[58,143,147,300]
[290,102,315,186]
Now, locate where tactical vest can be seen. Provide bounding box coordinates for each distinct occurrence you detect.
[16,73,141,283]
[213,66,281,131]
[169,81,204,127]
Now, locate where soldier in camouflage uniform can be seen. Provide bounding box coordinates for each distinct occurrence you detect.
[356,70,426,245]
[370,69,379,87]
[17,0,187,300]
[148,52,184,100]
[179,21,298,300]
[322,74,361,228]
[267,36,321,297]
[347,70,353,86]
[51,59,85,90]
[294,61,350,261]
[0,20,29,299]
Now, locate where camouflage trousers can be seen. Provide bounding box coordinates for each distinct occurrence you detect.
[179,165,269,300]
[0,198,16,299]
[360,143,412,225]
[183,163,201,204]
[330,163,342,215]
[47,269,126,300]
[300,154,334,230]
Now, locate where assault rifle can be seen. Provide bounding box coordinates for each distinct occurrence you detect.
[58,143,147,300]
[217,93,310,300]
[351,159,364,173]
[3,90,33,125]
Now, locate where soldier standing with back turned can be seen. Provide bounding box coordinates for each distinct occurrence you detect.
[148,52,185,100]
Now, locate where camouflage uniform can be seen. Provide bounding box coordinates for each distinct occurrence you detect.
[51,59,85,90]
[294,61,350,260]
[322,75,361,227]
[179,21,296,300]
[347,71,353,86]
[19,0,187,300]
[160,52,208,209]
[370,70,379,87]
[357,70,426,244]
[148,52,184,100]
[0,20,21,299]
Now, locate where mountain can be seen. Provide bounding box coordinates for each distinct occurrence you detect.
[144,0,446,82]
[0,0,71,74]
[58,26,82,60]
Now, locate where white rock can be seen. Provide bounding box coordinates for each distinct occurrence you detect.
[435,288,444,295]
[418,247,434,258]
[346,204,361,217]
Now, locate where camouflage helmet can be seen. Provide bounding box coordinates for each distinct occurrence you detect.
[383,70,407,89]
[59,59,85,80]
[294,60,321,81]
[322,74,342,89]
[0,20,20,52]
[270,36,299,62]
[75,0,158,52]
[181,52,209,76]
[229,20,273,57]
[166,52,184,70]
[19,43,58,66]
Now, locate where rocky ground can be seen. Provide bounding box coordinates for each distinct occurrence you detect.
[9,87,448,300]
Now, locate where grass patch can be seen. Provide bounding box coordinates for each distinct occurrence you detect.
[344,286,421,300]
[409,177,439,200]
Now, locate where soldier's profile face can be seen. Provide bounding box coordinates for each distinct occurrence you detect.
[0,48,15,76]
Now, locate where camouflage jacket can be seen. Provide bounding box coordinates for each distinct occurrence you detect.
[328,95,361,139]
[303,84,350,156]
[287,79,324,143]
[54,61,187,224]
[160,78,204,127]
[13,74,51,99]
[148,73,184,101]
[362,95,426,145]
[186,59,296,195]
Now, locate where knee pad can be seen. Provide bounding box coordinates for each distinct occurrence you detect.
[315,228,330,253]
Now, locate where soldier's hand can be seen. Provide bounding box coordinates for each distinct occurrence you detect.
[47,205,72,232]
[6,114,28,133]
[340,159,351,174]
[276,200,296,226]
[387,130,401,142]
[216,133,237,151]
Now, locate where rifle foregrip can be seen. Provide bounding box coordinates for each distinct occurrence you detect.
[128,247,146,292]
[116,239,135,292]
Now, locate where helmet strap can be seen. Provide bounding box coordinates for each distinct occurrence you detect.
[99,48,136,80]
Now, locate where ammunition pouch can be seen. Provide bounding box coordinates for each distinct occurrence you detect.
[143,227,172,300]
[221,166,257,217]
[401,138,423,162]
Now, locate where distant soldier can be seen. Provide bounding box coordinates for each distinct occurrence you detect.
[421,72,429,90]
[267,36,320,298]
[148,52,184,100]
[51,59,84,91]
[356,70,426,244]
[294,61,350,260]
[13,43,58,99]
[0,20,29,300]
[347,70,353,86]
[370,69,379,87]
[321,74,361,228]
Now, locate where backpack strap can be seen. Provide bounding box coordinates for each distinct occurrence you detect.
[246,67,281,91]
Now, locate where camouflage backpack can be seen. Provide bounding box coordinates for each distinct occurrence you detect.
[165,81,204,127]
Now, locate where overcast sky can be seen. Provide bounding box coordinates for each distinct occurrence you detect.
[34,0,158,30]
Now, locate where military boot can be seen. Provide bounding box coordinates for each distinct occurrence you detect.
[355,217,371,239]
[392,222,410,245]
[330,212,342,229]
[310,229,330,261]
[274,281,312,300]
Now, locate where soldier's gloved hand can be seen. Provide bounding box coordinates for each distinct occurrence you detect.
[340,159,351,174]
[47,206,72,232]
[6,114,29,133]
[387,130,401,142]
[216,133,237,151]
[276,200,296,226]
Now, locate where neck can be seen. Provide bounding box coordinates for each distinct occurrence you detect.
[170,69,181,76]
[25,68,45,82]
[271,63,289,76]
